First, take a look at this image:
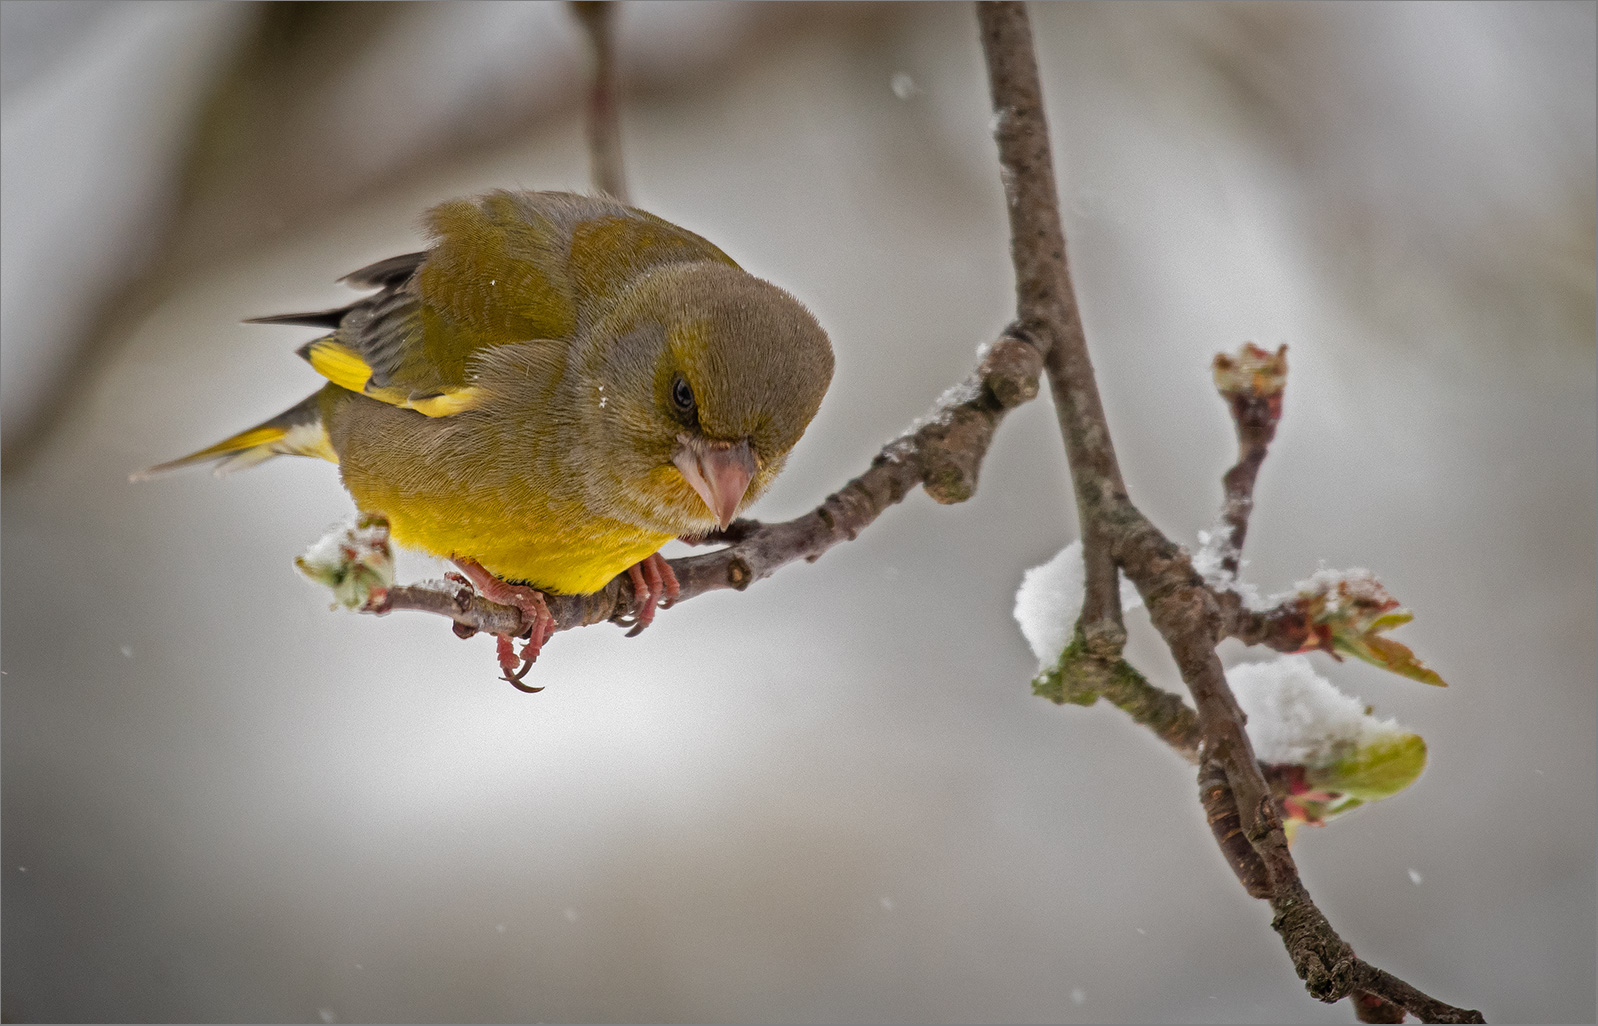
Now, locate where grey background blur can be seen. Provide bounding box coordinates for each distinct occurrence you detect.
[2,2,1593,1022]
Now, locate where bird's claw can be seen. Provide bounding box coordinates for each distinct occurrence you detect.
[453,558,555,692]
[621,552,681,637]
[495,636,543,692]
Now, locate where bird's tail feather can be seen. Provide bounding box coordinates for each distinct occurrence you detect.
[132,391,336,480]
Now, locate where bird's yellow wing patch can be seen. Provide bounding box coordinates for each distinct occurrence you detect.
[301,339,372,393]
[405,389,482,416]
[299,338,482,416]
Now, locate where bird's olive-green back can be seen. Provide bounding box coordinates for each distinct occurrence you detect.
[328,191,740,405]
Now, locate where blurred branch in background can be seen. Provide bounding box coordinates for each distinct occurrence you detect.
[1,0,249,459]
[5,1,1589,470]
[0,0,895,469]
[1173,1,1597,354]
[570,0,627,201]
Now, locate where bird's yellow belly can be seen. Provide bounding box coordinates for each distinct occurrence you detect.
[362,489,673,595]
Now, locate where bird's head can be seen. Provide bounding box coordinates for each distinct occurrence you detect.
[573,262,834,534]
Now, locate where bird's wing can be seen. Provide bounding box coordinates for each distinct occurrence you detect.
[256,246,503,418]
[258,192,738,418]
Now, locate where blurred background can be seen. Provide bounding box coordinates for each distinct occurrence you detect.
[2,1,1593,1022]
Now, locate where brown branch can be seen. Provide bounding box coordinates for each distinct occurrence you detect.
[1353,988,1409,1024]
[973,3,1480,1021]
[978,0,1269,901]
[1097,662,1200,759]
[979,6,1357,999]
[978,1,1126,641]
[1352,964,1486,1025]
[1200,758,1272,898]
[1222,599,1319,653]
[1106,381,1480,1021]
[1034,634,1201,761]
[368,333,1042,638]
[570,1,628,202]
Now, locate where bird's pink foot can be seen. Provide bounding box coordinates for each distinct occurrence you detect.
[622,552,680,637]
[452,558,554,690]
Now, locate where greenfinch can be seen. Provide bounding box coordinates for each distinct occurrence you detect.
[147,190,834,679]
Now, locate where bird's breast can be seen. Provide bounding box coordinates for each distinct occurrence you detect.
[331,395,675,594]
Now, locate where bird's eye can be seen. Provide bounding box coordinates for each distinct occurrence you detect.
[670,374,696,416]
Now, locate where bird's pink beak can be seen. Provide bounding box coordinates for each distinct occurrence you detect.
[673,437,755,530]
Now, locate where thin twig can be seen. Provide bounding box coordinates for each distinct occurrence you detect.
[1096,662,1201,759]
[1213,343,1287,577]
[1034,630,1201,761]
[978,1,1126,643]
[570,1,628,202]
[1194,341,1290,896]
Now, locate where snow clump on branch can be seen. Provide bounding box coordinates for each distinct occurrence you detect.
[1228,654,1428,836]
[1013,540,1143,667]
[1228,654,1401,766]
